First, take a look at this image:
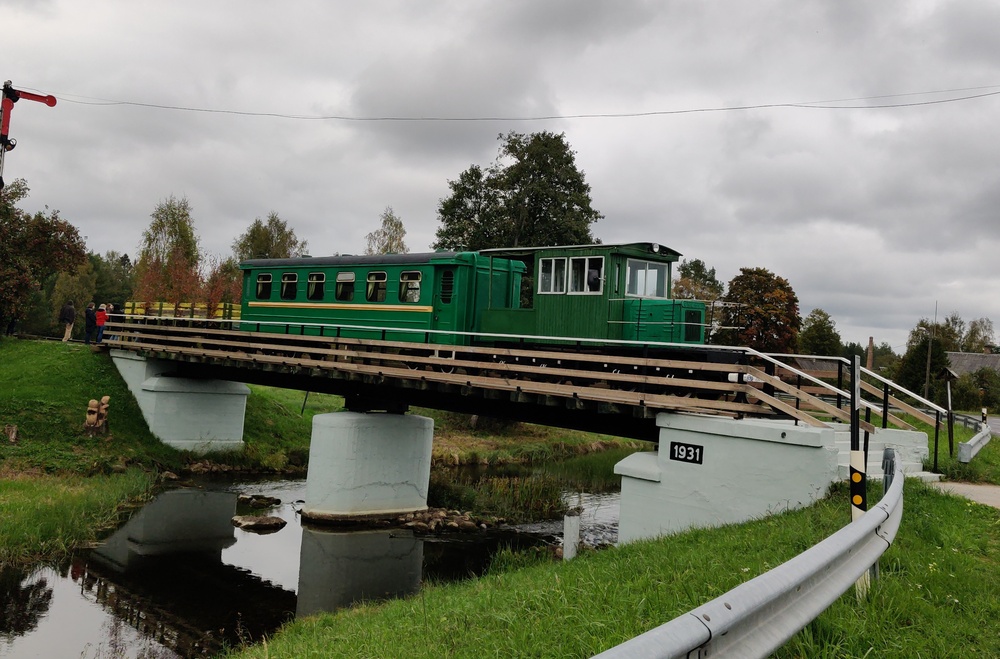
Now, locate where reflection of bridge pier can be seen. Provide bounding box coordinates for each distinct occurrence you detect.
[297,526,423,617]
[91,489,237,569]
[87,488,296,655]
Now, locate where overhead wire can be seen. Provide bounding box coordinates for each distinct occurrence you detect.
[22,84,1000,123]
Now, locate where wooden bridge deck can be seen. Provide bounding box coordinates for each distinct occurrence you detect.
[104,319,913,440]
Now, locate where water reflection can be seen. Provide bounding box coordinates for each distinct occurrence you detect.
[1,481,555,658]
[297,528,422,617]
[0,568,53,637]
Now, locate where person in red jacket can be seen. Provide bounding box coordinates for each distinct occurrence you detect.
[95,304,108,343]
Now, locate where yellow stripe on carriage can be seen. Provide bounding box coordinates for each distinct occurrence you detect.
[246,301,434,313]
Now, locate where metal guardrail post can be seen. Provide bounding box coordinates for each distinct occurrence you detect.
[881,382,890,429]
[933,410,941,472]
[948,410,954,457]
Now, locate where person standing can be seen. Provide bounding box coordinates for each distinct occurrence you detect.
[59,300,76,342]
[84,302,97,345]
[105,303,118,342]
[95,304,108,343]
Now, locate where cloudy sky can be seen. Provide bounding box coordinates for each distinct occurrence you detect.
[5,0,1000,351]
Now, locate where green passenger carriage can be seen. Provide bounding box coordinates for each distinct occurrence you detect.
[238,242,706,349]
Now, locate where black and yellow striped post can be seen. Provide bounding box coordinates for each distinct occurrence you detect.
[850,355,870,597]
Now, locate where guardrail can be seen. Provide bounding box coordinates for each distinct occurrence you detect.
[593,449,903,659]
[955,412,993,463]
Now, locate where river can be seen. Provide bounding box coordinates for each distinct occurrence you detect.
[0,474,623,658]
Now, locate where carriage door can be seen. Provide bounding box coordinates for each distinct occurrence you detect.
[432,268,459,345]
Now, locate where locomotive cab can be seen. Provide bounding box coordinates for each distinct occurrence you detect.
[478,243,706,346]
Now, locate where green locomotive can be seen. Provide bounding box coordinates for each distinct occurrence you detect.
[238,242,706,348]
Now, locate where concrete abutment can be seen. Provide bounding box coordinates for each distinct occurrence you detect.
[111,350,248,453]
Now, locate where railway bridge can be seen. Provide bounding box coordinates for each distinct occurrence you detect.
[104,317,935,543]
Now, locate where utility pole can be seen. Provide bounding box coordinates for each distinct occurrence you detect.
[923,302,938,400]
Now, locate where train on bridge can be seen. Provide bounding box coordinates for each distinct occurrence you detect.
[238,242,709,354]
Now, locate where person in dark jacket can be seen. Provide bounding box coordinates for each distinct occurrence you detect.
[59,300,76,342]
[84,302,97,345]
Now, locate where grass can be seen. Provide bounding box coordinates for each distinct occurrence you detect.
[0,468,156,564]
[223,476,1000,658]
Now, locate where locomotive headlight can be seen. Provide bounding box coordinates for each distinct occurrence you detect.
[651,243,660,253]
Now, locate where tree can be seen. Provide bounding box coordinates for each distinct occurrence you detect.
[673,259,724,301]
[799,309,842,356]
[0,179,87,330]
[49,262,97,338]
[718,267,801,353]
[896,336,949,404]
[434,131,602,250]
[134,196,201,303]
[232,211,307,261]
[91,251,135,306]
[434,166,501,251]
[871,341,900,375]
[961,317,995,353]
[952,368,1000,411]
[907,313,996,354]
[202,255,243,314]
[365,207,409,255]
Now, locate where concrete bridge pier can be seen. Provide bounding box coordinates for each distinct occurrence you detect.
[301,412,434,522]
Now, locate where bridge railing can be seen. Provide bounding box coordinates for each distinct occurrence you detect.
[124,301,241,320]
[593,448,904,659]
[755,353,952,468]
[108,315,932,440]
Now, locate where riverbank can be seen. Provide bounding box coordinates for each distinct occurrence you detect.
[0,337,642,564]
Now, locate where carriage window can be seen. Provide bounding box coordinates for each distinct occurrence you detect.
[280,273,298,300]
[335,272,355,301]
[307,273,325,301]
[255,273,272,299]
[538,258,567,294]
[440,270,454,304]
[569,257,603,294]
[626,259,669,299]
[399,271,421,303]
[366,271,387,302]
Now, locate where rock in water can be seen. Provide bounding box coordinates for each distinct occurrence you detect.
[232,515,287,534]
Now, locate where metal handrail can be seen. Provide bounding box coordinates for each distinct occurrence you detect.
[593,449,904,659]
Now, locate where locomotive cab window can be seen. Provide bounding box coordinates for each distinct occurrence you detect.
[255,273,272,299]
[626,259,669,299]
[280,273,298,300]
[307,273,325,301]
[399,271,421,303]
[569,256,603,294]
[335,272,355,301]
[366,271,387,302]
[538,258,567,294]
